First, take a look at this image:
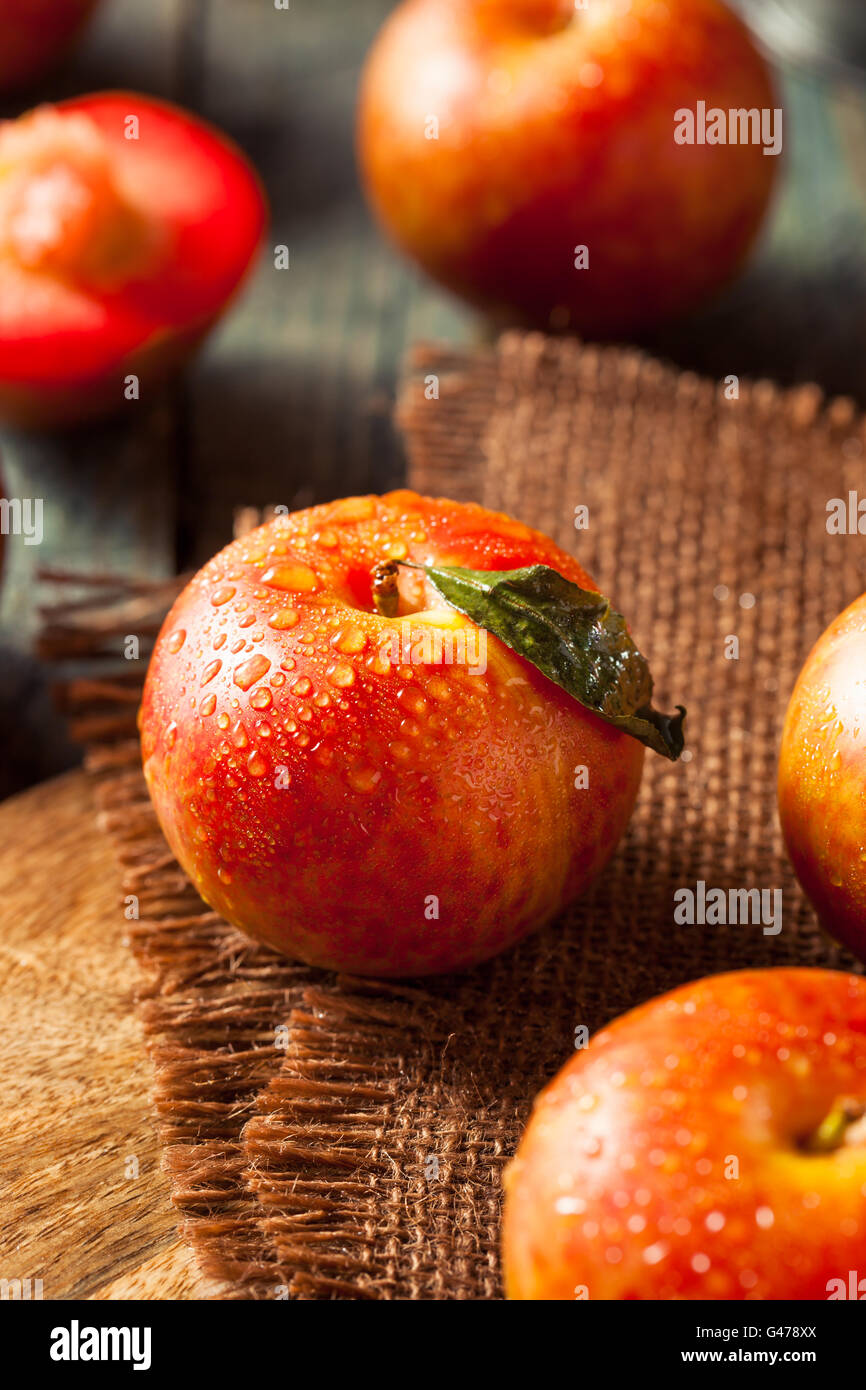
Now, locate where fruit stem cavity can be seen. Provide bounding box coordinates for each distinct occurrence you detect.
[802,1098,866,1154]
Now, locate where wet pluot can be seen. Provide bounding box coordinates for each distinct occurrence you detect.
[779,596,866,962]
[505,970,866,1299]
[140,490,645,976]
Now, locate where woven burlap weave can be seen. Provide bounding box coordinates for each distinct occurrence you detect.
[46,330,864,1299]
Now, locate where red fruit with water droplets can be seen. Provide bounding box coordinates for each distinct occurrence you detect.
[503,968,866,1299]
[140,491,644,976]
[779,592,866,964]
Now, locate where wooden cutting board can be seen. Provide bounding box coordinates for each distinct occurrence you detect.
[0,769,217,1300]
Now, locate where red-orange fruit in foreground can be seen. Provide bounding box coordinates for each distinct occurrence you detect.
[503,968,866,1299]
[779,592,866,963]
[358,0,779,336]
[140,492,644,976]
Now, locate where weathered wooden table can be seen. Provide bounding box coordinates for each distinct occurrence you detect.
[2,0,866,799]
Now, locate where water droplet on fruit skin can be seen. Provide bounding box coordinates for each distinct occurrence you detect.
[262,564,319,592]
[200,693,217,717]
[233,653,272,690]
[165,721,177,750]
[250,687,273,710]
[346,764,382,794]
[167,628,186,653]
[271,608,301,631]
[367,652,392,677]
[217,712,230,730]
[398,686,428,718]
[218,866,232,884]
[201,658,222,685]
[327,661,355,688]
[427,676,451,703]
[332,625,367,655]
[247,751,268,777]
[330,496,375,523]
[292,676,312,697]
[211,585,236,606]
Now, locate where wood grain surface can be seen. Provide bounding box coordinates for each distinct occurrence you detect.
[0,769,216,1300]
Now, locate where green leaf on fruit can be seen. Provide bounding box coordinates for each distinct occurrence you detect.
[409,562,686,760]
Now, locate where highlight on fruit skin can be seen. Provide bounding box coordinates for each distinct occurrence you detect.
[778,590,866,964]
[139,491,672,977]
[502,968,866,1300]
[0,92,266,427]
[357,0,780,336]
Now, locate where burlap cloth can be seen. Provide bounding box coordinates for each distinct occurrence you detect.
[42,331,865,1299]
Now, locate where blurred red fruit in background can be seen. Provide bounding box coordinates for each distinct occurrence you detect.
[0,92,266,427]
[0,0,101,94]
[358,0,780,337]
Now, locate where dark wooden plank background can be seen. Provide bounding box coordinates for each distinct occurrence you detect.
[1,0,865,799]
